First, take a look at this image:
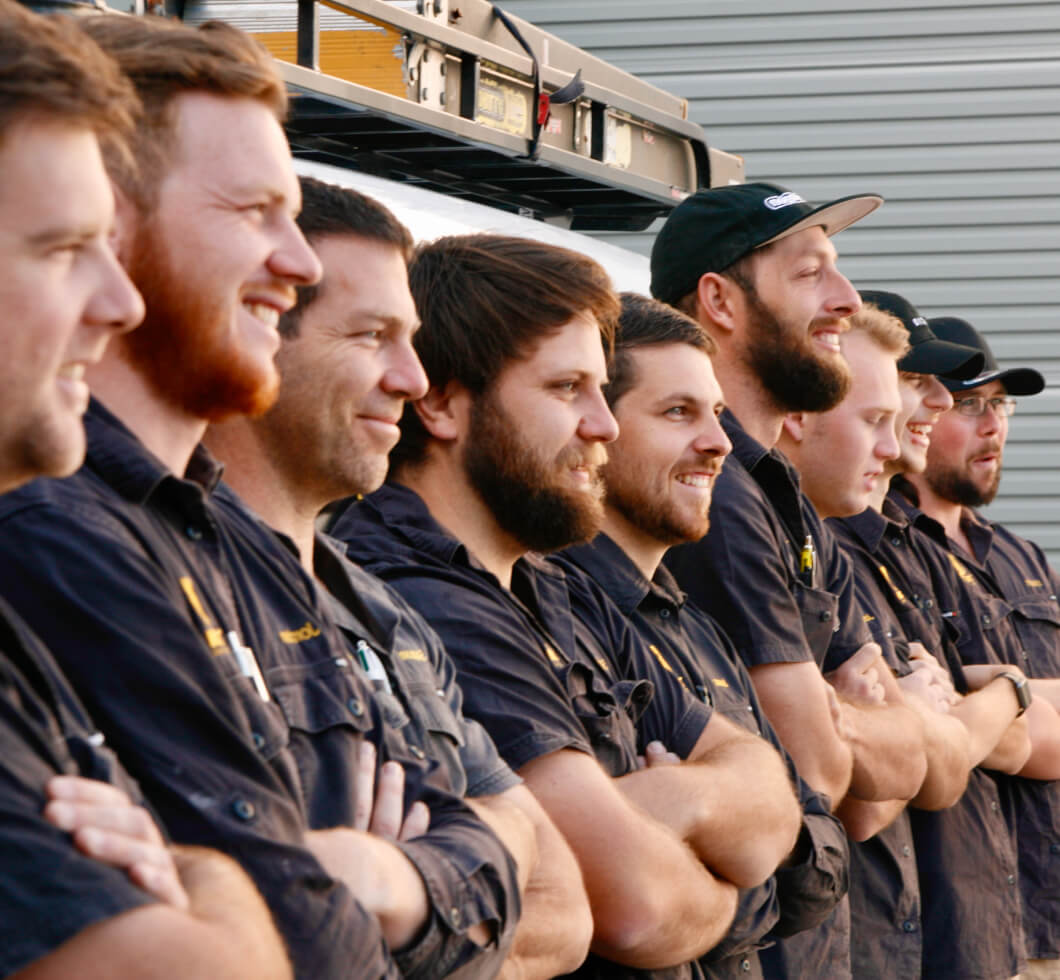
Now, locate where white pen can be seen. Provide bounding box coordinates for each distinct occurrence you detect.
[226,630,271,702]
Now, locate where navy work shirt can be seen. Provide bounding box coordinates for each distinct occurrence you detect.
[0,400,519,980]
[891,483,1059,963]
[556,534,851,980]
[837,497,1025,980]
[0,599,155,976]
[331,480,709,980]
[665,411,870,674]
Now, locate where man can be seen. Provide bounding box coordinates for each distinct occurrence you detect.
[901,314,1060,980]
[205,175,593,980]
[0,14,523,979]
[653,182,926,978]
[553,293,851,979]
[0,3,289,976]
[784,295,1033,980]
[331,233,804,979]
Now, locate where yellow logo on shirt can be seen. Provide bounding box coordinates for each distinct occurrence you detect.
[178,576,227,654]
[648,644,689,691]
[543,643,564,666]
[1025,578,1044,589]
[712,678,729,688]
[878,565,907,604]
[279,621,322,644]
[948,553,976,585]
[397,648,428,662]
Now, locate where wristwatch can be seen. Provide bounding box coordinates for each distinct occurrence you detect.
[996,670,1031,717]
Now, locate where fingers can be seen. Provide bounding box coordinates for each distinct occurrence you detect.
[400,801,431,842]
[352,741,377,832]
[644,741,681,767]
[369,761,406,839]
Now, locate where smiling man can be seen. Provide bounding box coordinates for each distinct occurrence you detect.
[554,294,850,980]
[0,14,523,980]
[329,234,812,980]
[654,183,924,980]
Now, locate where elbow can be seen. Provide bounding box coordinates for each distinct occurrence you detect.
[911,769,969,811]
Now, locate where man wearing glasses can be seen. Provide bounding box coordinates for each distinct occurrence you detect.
[897,316,1060,980]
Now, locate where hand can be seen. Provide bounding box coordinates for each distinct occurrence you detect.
[352,740,430,841]
[906,643,959,703]
[637,741,682,769]
[825,684,857,742]
[826,642,886,705]
[43,775,189,909]
[898,666,954,714]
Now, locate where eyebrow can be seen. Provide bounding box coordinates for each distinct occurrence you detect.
[26,223,100,248]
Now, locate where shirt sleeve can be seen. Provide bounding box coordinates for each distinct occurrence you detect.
[363,564,595,772]
[666,465,818,669]
[0,499,400,980]
[818,524,873,672]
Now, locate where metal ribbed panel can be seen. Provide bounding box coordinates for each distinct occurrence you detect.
[506,0,1060,565]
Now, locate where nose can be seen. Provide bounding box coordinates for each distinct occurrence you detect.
[978,399,1004,435]
[824,267,862,319]
[924,377,954,413]
[269,216,323,286]
[876,424,900,462]
[692,415,732,459]
[579,388,619,444]
[382,337,429,402]
[86,240,145,335]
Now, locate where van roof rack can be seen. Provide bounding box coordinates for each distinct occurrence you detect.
[181,0,743,230]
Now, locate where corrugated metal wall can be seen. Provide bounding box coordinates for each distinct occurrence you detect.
[506,0,1060,564]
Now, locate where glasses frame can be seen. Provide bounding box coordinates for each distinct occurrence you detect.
[952,395,1017,418]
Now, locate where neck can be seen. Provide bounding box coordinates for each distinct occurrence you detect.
[204,417,320,576]
[710,346,785,448]
[396,451,523,590]
[903,471,971,553]
[601,508,667,582]
[86,345,205,476]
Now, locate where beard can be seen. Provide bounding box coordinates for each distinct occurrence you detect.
[463,390,606,553]
[743,288,851,414]
[923,454,1002,508]
[118,221,278,422]
[603,460,715,547]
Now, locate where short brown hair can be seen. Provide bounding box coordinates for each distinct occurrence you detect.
[849,303,911,359]
[281,176,414,339]
[394,233,619,469]
[77,14,286,211]
[0,1,137,166]
[606,293,714,408]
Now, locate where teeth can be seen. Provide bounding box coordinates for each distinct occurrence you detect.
[244,302,279,329]
[58,364,85,381]
[908,423,932,436]
[676,474,712,488]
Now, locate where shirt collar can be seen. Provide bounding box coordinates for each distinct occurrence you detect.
[561,533,685,616]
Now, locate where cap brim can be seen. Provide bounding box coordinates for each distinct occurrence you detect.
[944,366,1045,396]
[761,193,884,247]
[899,341,985,380]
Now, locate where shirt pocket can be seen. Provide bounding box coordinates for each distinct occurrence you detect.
[795,584,840,669]
[562,661,641,777]
[1008,597,1060,673]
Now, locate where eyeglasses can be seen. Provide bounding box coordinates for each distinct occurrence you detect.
[952,395,1016,418]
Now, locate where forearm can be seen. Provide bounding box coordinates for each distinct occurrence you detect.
[844,700,927,802]
[496,787,592,980]
[619,735,801,887]
[905,697,972,810]
[1018,696,1060,780]
[466,795,536,895]
[1030,677,1060,712]
[950,679,1028,770]
[835,797,906,842]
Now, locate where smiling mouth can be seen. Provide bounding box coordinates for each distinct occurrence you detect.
[675,473,715,488]
[812,329,842,353]
[243,302,280,330]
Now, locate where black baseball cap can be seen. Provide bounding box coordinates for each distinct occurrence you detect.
[928,317,1045,396]
[858,290,984,380]
[650,181,883,305]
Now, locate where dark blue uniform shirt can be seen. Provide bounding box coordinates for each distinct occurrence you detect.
[556,534,851,980]
[0,599,155,976]
[331,480,710,980]
[839,496,1025,980]
[0,400,520,980]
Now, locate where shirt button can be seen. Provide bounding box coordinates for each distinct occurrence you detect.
[251,732,266,750]
[409,745,426,760]
[436,688,446,698]
[902,845,911,857]
[1049,843,1060,855]
[1007,874,1016,886]
[1023,651,1031,661]
[981,614,992,627]
[740,959,751,973]
[990,800,1000,812]
[819,610,833,622]
[231,798,256,821]
[347,697,364,717]
[925,599,934,609]
[902,920,917,933]
[891,537,902,547]
[659,608,671,619]
[450,907,462,926]
[184,524,203,541]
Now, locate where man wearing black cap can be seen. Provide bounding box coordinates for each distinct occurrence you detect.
[901,317,1060,980]
[654,182,929,979]
[802,293,1031,980]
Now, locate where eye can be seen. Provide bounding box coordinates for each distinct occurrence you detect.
[664,405,689,419]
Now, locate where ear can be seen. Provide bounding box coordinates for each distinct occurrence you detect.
[696,272,742,337]
[781,412,806,444]
[413,379,471,443]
